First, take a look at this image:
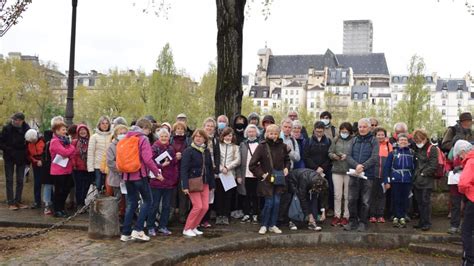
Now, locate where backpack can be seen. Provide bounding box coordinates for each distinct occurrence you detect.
[427,145,448,179]
[116,135,141,174]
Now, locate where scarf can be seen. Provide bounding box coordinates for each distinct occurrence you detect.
[78,137,89,162]
[191,142,206,153]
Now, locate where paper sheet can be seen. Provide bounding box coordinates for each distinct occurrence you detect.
[53,155,69,168]
[24,166,30,177]
[209,189,215,204]
[155,151,172,164]
[218,173,237,192]
[382,183,387,194]
[347,169,368,180]
[447,171,461,185]
[120,182,128,194]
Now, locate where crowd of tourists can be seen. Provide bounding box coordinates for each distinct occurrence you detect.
[1,110,473,265]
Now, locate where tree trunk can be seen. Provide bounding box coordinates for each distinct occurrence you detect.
[215,0,245,120]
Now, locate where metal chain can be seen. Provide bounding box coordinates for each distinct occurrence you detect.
[0,187,98,241]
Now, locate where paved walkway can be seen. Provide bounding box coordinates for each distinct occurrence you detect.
[0,203,464,265]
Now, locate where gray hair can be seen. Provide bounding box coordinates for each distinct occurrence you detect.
[113,116,128,126]
[25,129,38,142]
[50,116,64,127]
[156,128,170,138]
[393,122,408,133]
[453,140,473,158]
[287,110,299,116]
[281,118,293,126]
[292,120,303,129]
[358,118,371,127]
[244,124,260,138]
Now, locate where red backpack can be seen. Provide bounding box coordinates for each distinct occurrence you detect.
[427,145,449,179]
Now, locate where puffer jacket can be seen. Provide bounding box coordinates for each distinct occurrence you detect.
[219,142,241,177]
[383,146,415,184]
[87,129,112,172]
[49,135,75,175]
[27,138,45,166]
[0,122,30,164]
[346,132,379,179]
[106,139,121,187]
[413,142,438,189]
[288,168,328,216]
[329,135,353,174]
[458,150,474,202]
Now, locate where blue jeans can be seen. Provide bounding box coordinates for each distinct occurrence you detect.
[147,188,173,230]
[94,169,105,191]
[308,191,320,219]
[32,166,42,205]
[74,170,93,206]
[391,183,411,219]
[43,184,53,207]
[122,178,153,236]
[261,191,281,228]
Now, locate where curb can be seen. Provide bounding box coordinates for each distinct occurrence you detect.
[0,221,88,231]
[408,242,463,257]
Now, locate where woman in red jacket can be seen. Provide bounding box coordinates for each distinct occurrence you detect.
[26,129,46,209]
[49,122,76,218]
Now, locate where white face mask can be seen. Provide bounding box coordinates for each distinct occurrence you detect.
[416,143,424,148]
[117,134,126,141]
[340,133,349,139]
[321,119,330,126]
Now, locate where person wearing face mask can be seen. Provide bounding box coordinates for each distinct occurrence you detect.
[291,120,307,170]
[453,140,474,266]
[231,114,248,145]
[0,112,31,210]
[411,129,438,232]
[237,124,261,224]
[216,115,229,136]
[328,122,354,227]
[248,112,264,136]
[71,124,93,211]
[105,125,129,221]
[215,127,241,225]
[249,124,290,235]
[319,111,337,141]
[288,111,309,140]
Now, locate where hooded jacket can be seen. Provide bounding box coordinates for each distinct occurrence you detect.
[49,134,76,176]
[259,115,275,141]
[120,128,160,182]
[72,124,90,171]
[459,150,474,202]
[288,168,328,216]
[87,128,112,172]
[232,114,248,145]
[0,121,31,164]
[150,141,179,189]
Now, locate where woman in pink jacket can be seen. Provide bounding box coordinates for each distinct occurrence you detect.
[49,121,76,218]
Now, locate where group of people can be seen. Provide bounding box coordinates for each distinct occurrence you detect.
[1,110,474,265]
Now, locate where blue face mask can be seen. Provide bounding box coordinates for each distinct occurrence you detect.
[340,133,349,139]
[218,122,226,130]
[117,134,126,141]
[280,131,285,139]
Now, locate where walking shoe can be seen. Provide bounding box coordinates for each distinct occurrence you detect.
[158,227,172,236]
[252,215,259,224]
[421,226,431,231]
[236,210,244,219]
[377,217,386,223]
[120,235,133,242]
[308,222,322,231]
[447,227,460,235]
[54,211,68,218]
[343,222,357,231]
[200,221,212,228]
[215,216,223,225]
[192,228,203,235]
[289,221,298,231]
[16,203,29,209]
[369,217,377,223]
[269,226,282,234]
[148,228,157,237]
[31,203,41,209]
[399,218,407,228]
[8,205,19,211]
[44,207,53,216]
[392,217,399,227]
[131,230,150,241]
[258,226,267,235]
[331,217,340,226]
[340,218,349,226]
[183,229,197,237]
[357,223,367,232]
[222,216,230,225]
[241,215,251,223]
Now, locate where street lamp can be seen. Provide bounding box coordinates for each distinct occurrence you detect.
[65,0,78,126]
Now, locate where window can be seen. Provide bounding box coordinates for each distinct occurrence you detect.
[273,103,277,108]
[362,93,368,99]
[442,109,446,115]
[89,78,95,87]
[262,91,268,98]
[316,102,321,108]
[78,78,84,86]
[341,71,347,78]
[250,91,256,97]
[394,94,398,101]
[285,90,288,95]
[256,100,261,106]
[296,90,299,95]
[457,90,463,99]
[290,90,294,95]
[310,102,315,108]
[285,99,288,104]
[295,98,299,105]
[290,99,293,104]
[264,100,268,107]
[354,92,359,99]
[442,100,446,106]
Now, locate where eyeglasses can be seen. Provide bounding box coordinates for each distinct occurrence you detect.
[371,124,377,127]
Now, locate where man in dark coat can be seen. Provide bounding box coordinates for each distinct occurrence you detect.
[0,112,31,210]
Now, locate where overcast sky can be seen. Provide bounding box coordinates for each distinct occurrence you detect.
[1,0,473,81]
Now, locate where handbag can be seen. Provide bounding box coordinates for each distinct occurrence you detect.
[288,194,304,222]
[265,143,286,186]
[188,153,205,192]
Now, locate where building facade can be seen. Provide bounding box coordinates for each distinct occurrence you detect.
[343,20,373,54]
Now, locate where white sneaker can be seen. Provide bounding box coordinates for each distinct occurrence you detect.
[269,226,282,234]
[120,235,133,242]
[258,226,267,235]
[289,221,298,231]
[192,228,203,235]
[131,230,150,241]
[183,229,197,237]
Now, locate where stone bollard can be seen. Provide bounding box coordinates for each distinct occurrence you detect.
[88,196,120,239]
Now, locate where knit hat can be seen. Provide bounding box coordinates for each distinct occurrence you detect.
[459,112,473,122]
[11,112,25,120]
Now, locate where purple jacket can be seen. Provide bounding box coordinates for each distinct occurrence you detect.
[150,141,178,189]
[50,135,75,176]
[121,129,160,181]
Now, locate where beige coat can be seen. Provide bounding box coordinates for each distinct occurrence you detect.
[87,129,112,172]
